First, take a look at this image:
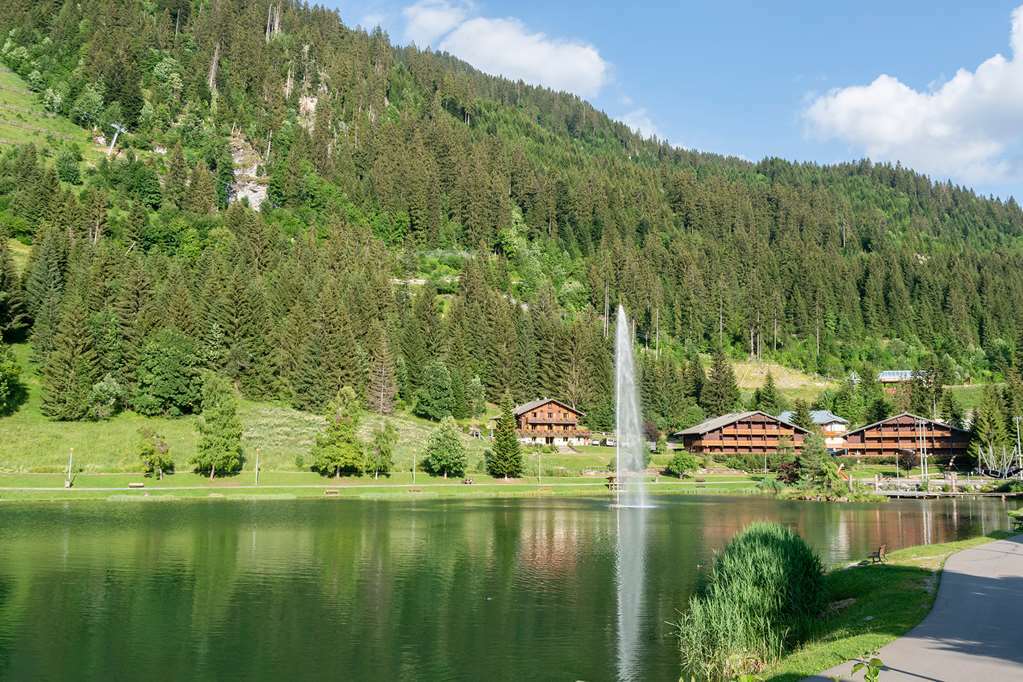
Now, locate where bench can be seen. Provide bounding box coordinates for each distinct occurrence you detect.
[463,478,474,485]
[128,482,145,489]
[408,487,422,493]
[324,489,339,497]
[868,544,887,564]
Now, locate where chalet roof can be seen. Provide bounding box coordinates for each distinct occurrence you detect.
[777,410,849,426]
[674,411,809,437]
[845,412,970,437]
[512,398,585,418]
[878,370,914,382]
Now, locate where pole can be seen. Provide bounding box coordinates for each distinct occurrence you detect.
[255,449,260,486]
[1015,416,1022,480]
[537,449,541,487]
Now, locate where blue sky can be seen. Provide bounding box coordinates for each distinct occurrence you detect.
[328,1,1023,198]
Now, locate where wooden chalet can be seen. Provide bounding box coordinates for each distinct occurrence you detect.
[778,409,849,449]
[673,411,808,455]
[843,412,971,461]
[513,398,590,447]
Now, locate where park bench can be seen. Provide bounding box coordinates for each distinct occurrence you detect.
[463,478,474,485]
[868,544,887,564]
[324,489,339,497]
[408,487,422,493]
[128,482,145,489]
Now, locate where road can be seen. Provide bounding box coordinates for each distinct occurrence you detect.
[811,534,1023,681]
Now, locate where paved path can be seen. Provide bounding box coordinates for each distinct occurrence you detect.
[811,534,1023,681]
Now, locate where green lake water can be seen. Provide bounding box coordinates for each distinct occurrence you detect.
[0,495,1017,681]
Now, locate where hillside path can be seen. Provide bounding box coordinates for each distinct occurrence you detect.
[810,534,1023,681]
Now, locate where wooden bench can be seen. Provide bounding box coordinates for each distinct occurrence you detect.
[324,489,339,497]
[868,544,887,564]
[128,482,145,489]
[408,487,422,493]
[463,478,474,485]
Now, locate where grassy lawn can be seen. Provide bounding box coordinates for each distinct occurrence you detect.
[0,65,107,164]
[946,383,991,411]
[762,530,1016,680]
[732,359,835,404]
[0,342,488,473]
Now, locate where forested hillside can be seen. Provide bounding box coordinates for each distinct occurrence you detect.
[1,0,1023,437]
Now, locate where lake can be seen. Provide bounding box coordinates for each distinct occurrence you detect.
[0,495,1017,681]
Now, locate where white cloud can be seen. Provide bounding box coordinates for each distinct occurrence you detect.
[402,0,467,46]
[438,16,609,98]
[620,108,660,139]
[804,4,1023,185]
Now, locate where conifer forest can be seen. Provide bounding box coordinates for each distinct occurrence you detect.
[2,0,1023,445]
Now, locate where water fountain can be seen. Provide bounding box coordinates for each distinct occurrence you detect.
[614,305,649,509]
[613,304,650,681]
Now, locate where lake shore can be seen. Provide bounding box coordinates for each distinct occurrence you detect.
[762,530,1017,680]
[0,471,760,502]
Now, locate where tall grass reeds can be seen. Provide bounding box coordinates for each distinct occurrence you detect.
[677,522,825,680]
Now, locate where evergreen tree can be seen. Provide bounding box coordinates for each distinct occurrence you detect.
[413,359,453,421]
[486,392,523,478]
[752,372,785,415]
[938,391,966,430]
[422,416,467,478]
[970,386,1010,467]
[185,161,217,214]
[0,340,23,415]
[0,238,26,339]
[466,374,486,417]
[192,373,243,479]
[701,349,739,415]
[790,400,815,432]
[798,433,841,495]
[310,386,366,477]
[369,421,397,478]
[164,143,188,209]
[41,293,100,420]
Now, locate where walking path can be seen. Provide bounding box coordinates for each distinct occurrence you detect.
[812,534,1023,681]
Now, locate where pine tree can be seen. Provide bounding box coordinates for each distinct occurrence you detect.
[41,292,100,420]
[192,373,243,479]
[683,355,706,404]
[487,392,523,478]
[938,391,966,430]
[753,372,785,415]
[0,238,26,339]
[185,161,217,214]
[791,399,815,432]
[701,349,739,415]
[970,386,1010,467]
[367,324,398,414]
[422,416,467,478]
[164,143,189,210]
[310,386,366,477]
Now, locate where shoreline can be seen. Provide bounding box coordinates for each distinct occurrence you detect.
[763,530,1017,679]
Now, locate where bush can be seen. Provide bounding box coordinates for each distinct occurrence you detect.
[677,522,825,680]
[665,450,698,478]
[138,427,173,479]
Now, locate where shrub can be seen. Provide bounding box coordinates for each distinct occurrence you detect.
[665,450,699,478]
[677,522,825,680]
[138,427,173,479]
[422,416,467,478]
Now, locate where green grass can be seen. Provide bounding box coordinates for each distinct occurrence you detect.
[946,383,990,411]
[761,530,1016,680]
[6,238,29,273]
[0,342,487,474]
[732,359,835,404]
[0,65,106,164]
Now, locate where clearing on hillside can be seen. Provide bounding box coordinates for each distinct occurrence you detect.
[732,360,835,403]
[0,64,107,163]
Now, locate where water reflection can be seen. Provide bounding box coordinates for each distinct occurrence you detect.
[615,506,648,681]
[0,496,1017,681]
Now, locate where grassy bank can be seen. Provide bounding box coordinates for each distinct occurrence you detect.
[0,471,758,502]
[761,530,1016,680]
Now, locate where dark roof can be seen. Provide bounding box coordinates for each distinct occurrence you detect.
[674,410,809,437]
[845,412,970,437]
[777,410,849,426]
[512,398,585,418]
